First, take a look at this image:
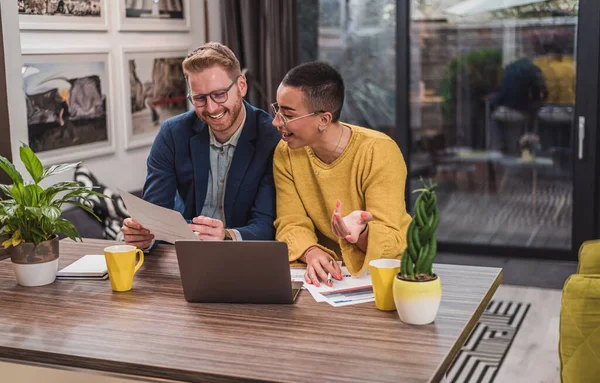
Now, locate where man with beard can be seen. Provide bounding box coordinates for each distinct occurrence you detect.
[121,42,280,248]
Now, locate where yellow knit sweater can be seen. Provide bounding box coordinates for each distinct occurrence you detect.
[273,123,412,276]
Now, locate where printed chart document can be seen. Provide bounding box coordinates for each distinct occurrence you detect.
[118,188,198,244]
[298,266,374,307]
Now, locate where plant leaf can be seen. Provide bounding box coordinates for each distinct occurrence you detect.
[2,201,17,216]
[11,230,22,247]
[24,183,43,206]
[0,156,24,185]
[56,188,108,206]
[19,144,44,183]
[54,219,81,242]
[41,162,81,181]
[10,183,25,204]
[24,206,43,220]
[30,226,48,239]
[0,184,12,198]
[63,200,101,222]
[2,237,12,249]
[40,181,88,204]
[41,206,61,222]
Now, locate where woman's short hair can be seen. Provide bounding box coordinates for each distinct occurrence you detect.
[281,62,345,122]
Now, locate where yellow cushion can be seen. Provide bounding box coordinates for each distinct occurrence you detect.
[559,274,600,382]
[578,240,600,275]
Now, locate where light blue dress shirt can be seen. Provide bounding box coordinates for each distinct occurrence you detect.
[200,109,247,240]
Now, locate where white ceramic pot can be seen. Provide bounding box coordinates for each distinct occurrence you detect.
[7,236,59,287]
[393,274,442,325]
[12,259,59,287]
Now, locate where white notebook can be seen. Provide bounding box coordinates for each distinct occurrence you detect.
[57,254,108,279]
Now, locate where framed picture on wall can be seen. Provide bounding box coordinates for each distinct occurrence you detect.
[18,0,109,31]
[22,48,115,165]
[121,46,190,149]
[117,0,190,32]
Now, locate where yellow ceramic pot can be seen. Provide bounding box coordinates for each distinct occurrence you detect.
[393,274,442,325]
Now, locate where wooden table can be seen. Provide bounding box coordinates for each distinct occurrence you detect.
[0,239,502,383]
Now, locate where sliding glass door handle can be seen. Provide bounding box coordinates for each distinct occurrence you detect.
[578,116,585,160]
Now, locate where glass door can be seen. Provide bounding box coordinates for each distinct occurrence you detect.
[404,0,597,258]
[298,0,600,258]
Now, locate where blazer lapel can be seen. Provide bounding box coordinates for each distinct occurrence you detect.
[224,102,256,224]
[190,118,210,216]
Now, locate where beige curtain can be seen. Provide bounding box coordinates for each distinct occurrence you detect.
[221,0,299,111]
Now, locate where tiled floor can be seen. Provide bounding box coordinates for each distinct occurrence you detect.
[491,285,563,383]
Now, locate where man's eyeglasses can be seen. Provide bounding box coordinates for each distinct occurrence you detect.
[270,102,323,128]
[187,75,241,107]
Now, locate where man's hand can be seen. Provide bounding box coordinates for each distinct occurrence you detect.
[302,247,342,287]
[331,200,373,243]
[122,218,154,249]
[189,216,226,241]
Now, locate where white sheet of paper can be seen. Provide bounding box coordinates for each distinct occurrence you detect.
[303,267,373,306]
[118,188,198,244]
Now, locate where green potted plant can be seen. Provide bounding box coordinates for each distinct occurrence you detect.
[0,143,104,287]
[393,179,441,325]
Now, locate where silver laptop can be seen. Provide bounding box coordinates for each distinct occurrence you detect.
[174,240,302,304]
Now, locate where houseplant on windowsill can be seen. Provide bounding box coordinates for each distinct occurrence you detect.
[393,179,441,325]
[0,143,105,287]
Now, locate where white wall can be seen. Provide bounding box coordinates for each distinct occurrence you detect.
[1,0,205,192]
[206,0,222,42]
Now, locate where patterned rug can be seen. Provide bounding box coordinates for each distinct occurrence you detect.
[446,300,531,383]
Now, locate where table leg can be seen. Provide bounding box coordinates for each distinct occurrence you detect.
[532,169,537,209]
[487,161,497,193]
[498,167,509,195]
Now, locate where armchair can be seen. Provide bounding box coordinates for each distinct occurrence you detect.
[559,240,600,382]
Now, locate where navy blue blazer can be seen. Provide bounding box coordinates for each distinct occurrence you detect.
[142,101,281,240]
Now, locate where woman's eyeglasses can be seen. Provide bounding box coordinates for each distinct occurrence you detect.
[270,102,324,128]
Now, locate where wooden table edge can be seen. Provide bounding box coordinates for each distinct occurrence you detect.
[0,347,276,383]
[429,268,504,383]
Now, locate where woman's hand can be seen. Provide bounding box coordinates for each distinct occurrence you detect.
[331,200,373,243]
[302,247,342,287]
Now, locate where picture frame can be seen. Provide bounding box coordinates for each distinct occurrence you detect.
[21,48,116,165]
[117,0,190,32]
[18,0,109,31]
[121,45,190,150]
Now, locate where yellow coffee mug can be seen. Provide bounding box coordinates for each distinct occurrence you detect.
[369,258,401,311]
[104,245,144,292]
